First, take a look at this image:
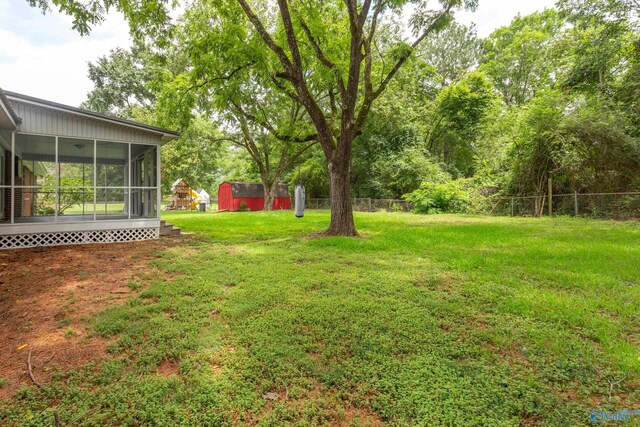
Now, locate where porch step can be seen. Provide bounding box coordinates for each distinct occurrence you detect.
[160,221,181,237]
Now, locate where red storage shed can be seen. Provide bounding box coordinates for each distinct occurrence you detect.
[218,181,291,211]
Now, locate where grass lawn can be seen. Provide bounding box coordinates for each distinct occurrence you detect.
[63,202,126,216]
[1,211,639,426]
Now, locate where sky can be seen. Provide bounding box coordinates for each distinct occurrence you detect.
[0,0,557,107]
[457,0,557,37]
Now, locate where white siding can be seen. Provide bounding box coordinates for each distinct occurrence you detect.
[12,101,162,144]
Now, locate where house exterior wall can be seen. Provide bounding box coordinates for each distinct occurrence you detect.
[11,100,161,144]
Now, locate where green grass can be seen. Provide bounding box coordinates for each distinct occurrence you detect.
[2,211,639,426]
[62,202,126,216]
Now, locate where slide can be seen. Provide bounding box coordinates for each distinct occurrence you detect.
[189,189,202,209]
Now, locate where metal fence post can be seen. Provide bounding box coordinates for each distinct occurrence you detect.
[511,197,514,217]
[369,198,372,212]
[574,192,579,217]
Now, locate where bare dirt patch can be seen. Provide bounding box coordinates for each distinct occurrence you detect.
[245,381,385,427]
[156,358,180,377]
[339,406,385,427]
[0,239,178,399]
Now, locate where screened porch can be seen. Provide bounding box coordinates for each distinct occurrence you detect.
[0,131,159,225]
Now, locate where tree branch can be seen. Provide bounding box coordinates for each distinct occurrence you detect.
[339,0,366,152]
[276,0,305,79]
[241,0,334,154]
[358,0,373,29]
[270,75,303,104]
[354,5,454,133]
[284,141,316,170]
[236,0,293,72]
[232,100,318,143]
[374,6,453,100]
[298,19,334,70]
[361,2,384,111]
[235,113,266,173]
[180,62,254,106]
[298,18,347,98]
[344,0,358,28]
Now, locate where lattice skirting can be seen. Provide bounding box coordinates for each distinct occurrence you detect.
[0,227,160,250]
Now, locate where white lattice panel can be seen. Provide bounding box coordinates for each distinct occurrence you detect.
[0,227,160,250]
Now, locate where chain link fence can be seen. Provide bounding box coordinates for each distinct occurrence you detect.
[306,198,413,212]
[205,191,639,220]
[307,193,640,219]
[490,192,640,220]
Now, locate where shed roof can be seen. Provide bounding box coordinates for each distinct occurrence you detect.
[224,182,289,198]
[2,90,180,141]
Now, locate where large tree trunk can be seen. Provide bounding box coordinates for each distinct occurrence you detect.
[326,158,357,236]
[263,188,274,211]
[261,173,282,212]
[262,177,275,211]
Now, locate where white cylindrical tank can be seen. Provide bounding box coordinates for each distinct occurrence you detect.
[294,184,305,218]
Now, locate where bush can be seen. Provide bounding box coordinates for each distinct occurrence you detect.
[404,179,495,215]
[35,205,56,216]
[238,201,250,212]
[405,182,470,214]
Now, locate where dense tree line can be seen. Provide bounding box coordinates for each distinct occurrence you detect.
[328,0,639,213]
[73,0,639,217]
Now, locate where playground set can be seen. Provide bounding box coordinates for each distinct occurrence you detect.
[166,178,203,210]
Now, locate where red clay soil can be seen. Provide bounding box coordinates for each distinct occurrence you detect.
[0,239,176,400]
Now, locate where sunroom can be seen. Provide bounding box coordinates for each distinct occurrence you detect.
[0,89,179,249]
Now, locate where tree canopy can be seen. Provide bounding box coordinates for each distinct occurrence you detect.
[31,0,640,221]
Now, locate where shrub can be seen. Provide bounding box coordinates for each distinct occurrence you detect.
[36,205,56,216]
[238,201,249,212]
[405,182,471,214]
